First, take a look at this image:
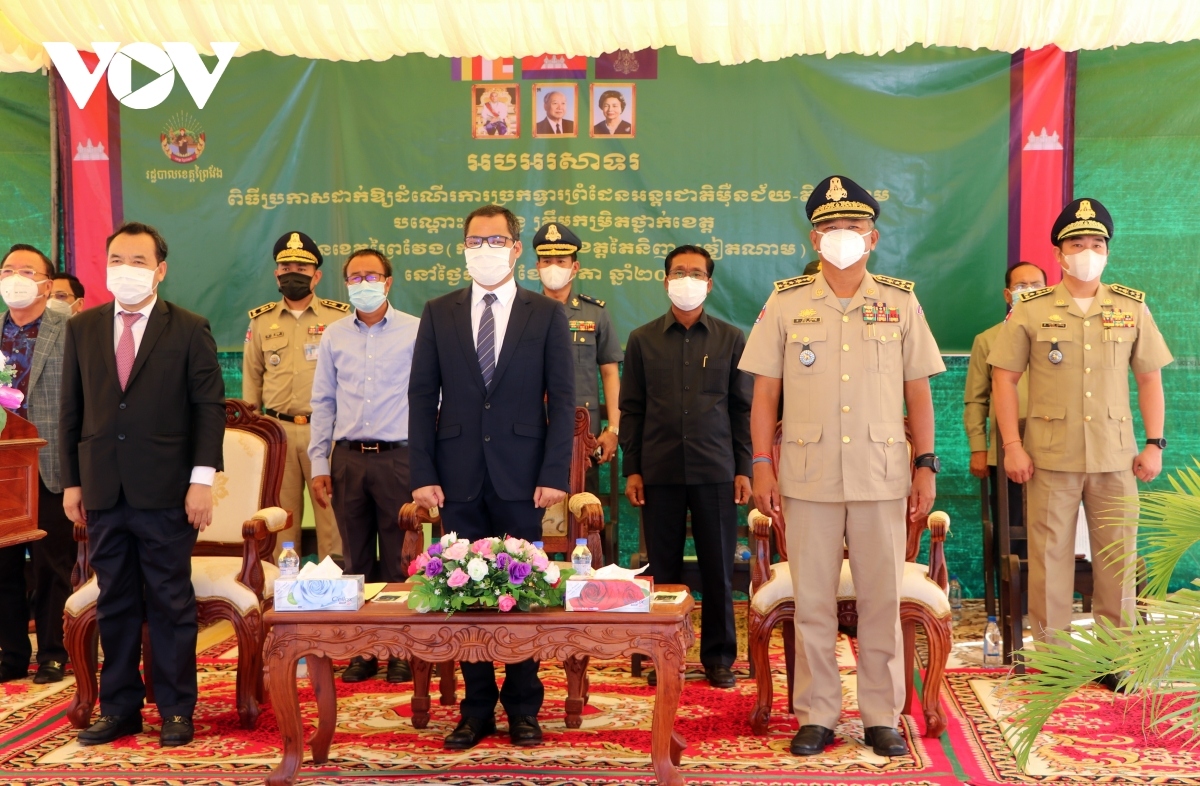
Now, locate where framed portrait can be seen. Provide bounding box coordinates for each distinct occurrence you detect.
[590,83,636,138]
[532,83,579,139]
[472,83,520,139]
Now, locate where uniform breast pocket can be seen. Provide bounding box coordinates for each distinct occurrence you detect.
[868,422,908,481]
[1028,405,1067,453]
[782,422,823,482]
[573,331,595,364]
[863,326,902,374]
[1035,328,1074,367]
[1103,327,1136,369]
[787,327,827,375]
[702,360,729,394]
[262,334,289,360]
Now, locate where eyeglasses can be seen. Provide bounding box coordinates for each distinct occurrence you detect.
[0,268,48,280]
[50,292,75,302]
[667,270,708,281]
[464,235,513,249]
[345,273,386,285]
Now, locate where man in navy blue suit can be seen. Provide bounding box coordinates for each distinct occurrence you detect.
[409,204,574,751]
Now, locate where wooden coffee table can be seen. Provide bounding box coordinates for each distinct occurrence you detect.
[261,583,696,786]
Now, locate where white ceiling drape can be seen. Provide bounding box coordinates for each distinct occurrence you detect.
[3,0,1200,73]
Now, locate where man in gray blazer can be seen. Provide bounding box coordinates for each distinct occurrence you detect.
[0,244,71,684]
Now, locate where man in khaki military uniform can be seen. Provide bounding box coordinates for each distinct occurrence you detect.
[741,176,944,758]
[243,231,350,559]
[990,198,1171,690]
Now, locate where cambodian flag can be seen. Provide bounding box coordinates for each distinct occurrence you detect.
[451,57,514,81]
[521,54,587,80]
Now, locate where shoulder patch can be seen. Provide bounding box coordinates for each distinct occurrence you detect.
[577,293,606,308]
[1108,283,1145,303]
[874,275,915,292]
[774,274,814,293]
[1017,286,1055,302]
[320,298,352,313]
[248,301,278,319]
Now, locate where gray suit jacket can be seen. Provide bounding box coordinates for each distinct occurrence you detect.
[2,307,67,493]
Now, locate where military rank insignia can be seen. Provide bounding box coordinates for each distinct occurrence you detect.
[862,304,900,323]
[1101,310,1135,328]
[569,320,596,332]
[793,308,821,324]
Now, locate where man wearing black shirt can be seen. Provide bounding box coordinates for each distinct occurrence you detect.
[619,244,753,688]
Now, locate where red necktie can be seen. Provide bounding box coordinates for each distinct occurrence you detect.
[116,312,142,390]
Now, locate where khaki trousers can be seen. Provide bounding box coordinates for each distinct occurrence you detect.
[1026,468,1137,643]
[782,497,906,729]
[276,419,342,560]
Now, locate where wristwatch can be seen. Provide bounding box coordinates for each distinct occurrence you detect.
[605,425,619,436]
[914,453,941,474]
[1146,438,1167,450]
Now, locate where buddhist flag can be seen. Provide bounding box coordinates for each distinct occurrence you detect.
[595,48,658,79]
[521,54,588,80]
[451,57,513,81]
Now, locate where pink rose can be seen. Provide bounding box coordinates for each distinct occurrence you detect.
[498,594,517,612]
[532,553,549,571]
[471,539,495,559]
[444,539,470,562]
[447,568,469,588]
[504,537,523,555]
[413,553,430,571]
[0,386,24,411]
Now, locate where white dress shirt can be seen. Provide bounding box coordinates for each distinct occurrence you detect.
[470,276,518,353]
[114,295,215,486]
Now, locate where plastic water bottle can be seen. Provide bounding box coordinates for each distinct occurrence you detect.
[948,575,963,622]
[570,538,593,578]
[279,542,300,577]
[532,540,545,552]
[983,616,1003,667]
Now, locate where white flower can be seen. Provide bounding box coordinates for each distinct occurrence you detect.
[440,531,458,548]
[545,563,560,583]
[466,557,488,582]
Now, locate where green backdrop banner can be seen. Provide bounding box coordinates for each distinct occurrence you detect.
[119,46,1011,351]
[0,71,50,256]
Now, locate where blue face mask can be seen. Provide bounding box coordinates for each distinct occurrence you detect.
[348,281,388,312]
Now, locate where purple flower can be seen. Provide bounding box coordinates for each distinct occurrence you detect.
[427,543,443,556]
[425,557,444,577]
[508,560,532,585]
[496,552,511,571]
[0,386,23,411]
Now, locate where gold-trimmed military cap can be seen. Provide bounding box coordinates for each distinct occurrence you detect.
[532,221,581,257]
[1051,198,1113,244]
[273,231,323,267]
[806,175,880,224]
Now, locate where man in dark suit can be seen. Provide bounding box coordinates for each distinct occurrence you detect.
[409,204,574,751]
[535,90,575,135]
[60,222,225,748]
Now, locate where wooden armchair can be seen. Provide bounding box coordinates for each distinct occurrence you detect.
[746,420,952,738]
[63,400,290,730]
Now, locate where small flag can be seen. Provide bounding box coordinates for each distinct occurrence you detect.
[451,57,514,81]
[521,54,587,80]
[595,48,658,79]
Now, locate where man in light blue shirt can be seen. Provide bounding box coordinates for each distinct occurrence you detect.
[309,248,419,684]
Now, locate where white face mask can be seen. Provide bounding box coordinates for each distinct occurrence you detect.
[0,276,41,309]
[667,277,709,311]
[465,246,514,287]
[817,229,870,270]
[107,264,158,305]
[1063,249,1107,282]
[538,264,574,291]
[46,298,73,315]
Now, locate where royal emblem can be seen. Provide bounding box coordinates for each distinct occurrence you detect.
[1048,340,1063,365]
[827,177,848,202]
[160,111,205,164]
[1076,200,1096,220]
[546,224,561,242]
[612,49,641,75]
[799,345,816,367]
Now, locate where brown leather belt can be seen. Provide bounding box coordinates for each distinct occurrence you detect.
[265,408,309,425]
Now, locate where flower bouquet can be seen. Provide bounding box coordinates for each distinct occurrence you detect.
[407,532,572,614]
[0,351,24,432]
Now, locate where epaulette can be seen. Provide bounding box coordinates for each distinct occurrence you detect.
[320,298,351,313]
[874,275,915,292]
[774,274,814,293]
[578,293,606,308]
[1108,283,1145,303]
[1017,286,1055,302]
[248,301,278,319]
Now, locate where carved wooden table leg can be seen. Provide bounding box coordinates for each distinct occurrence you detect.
[562,655,590,728]
[308,655,336,764]
[265,641,303,786]
[649,643,687,786]
[410,657,432,729]
[438,660,457,705]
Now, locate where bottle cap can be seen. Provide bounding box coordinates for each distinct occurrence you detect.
[575,538,587,546]
[950,574,959,580]
[987,615,997,622]
[283,542,294,550]
[533,541,544,549]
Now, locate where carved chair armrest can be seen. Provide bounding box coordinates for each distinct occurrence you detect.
[239,507,292,599]
[748,508,775,593]
[399,502,442,578]
[70,520,90,591]
[926,511,951,591]
[568,492,604,569]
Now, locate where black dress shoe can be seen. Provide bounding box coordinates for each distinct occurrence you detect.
[160,715,194,746]
[341,656,378,683]
[33,661,64,684]
[863,725,909,757]
[645,668,657,686]
[508,714,543,746]
[444,715,496,750]
[705,665,736,689]
[1094,671,1133,694]
[78,714,143,746]
[0,663,27,683]
[790,724,836,755]
[386,658,411,683]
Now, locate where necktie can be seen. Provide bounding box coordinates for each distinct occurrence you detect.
[477,293,498,387]
[116,312,142,390]
[554,123,560,134]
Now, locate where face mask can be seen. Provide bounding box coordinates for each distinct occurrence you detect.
[277,271,314,301]
[818,229,869,270]
[46,298,73,315]
[0,276,41,309]
[538,264,574,291]
[667,277,709,311]
[348,281,388,312]
[107,265,158,305]
[1063,249,1107,282]
[465,246,513,287]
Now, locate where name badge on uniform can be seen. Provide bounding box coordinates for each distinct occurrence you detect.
[304,343,320,361]
[793,308,821,324]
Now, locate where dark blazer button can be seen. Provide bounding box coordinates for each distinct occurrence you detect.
[484,402,491,409]
[484,435,491,442]
[118,434,125,440]
[119,402,127,409]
